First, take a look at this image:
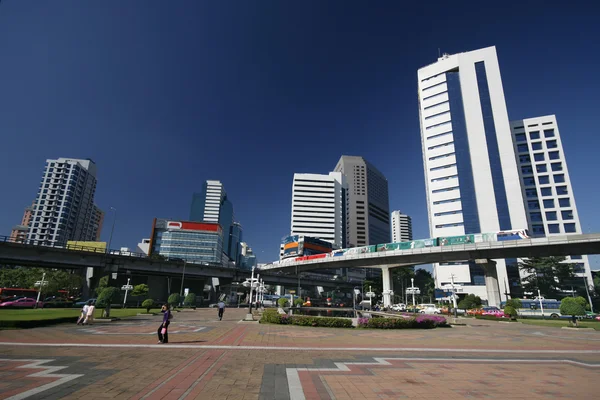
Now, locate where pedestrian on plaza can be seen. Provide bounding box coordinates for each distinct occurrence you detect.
[77,301,90,325]
[217,299,225,320]
[83,301,95,325]
[158,303,172,343]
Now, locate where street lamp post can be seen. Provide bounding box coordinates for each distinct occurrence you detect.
[107,207,117,253]
[179,260,187,299]
[538,289,545,319]
[248,267,256,313]
[35,272,46,309]
[411,278,416,309]
[122,278,132,308]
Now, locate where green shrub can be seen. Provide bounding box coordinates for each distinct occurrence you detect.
[503,306,518,319]
[293,298,304,307]
[96,287,120,308]
[560,297,586,324]
[184,292,196,307]
[142,299,154,313]
[277,297,289,308]
[168,293,181,308]
[260,309,286,324]
[505,298,522,309]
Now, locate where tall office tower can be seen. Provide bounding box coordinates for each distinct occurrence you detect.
[228,222,243,265]
[417,46,528,302]
[10,201,35,243]
[190,180,225,223]
[89,205,104,241]
[391,211,413,242]
[27,158,99,245]
[511,115,593,289]
[334,156,390,247]
[189,180,241,263]
[291,172,348,248]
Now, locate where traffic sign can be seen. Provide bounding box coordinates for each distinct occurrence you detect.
[34,281,48,287]
[406,287,421,294]
[121,285,133,291]
[289,290,296,294]
[366,292,375,298]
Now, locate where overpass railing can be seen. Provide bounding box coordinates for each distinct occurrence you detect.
[262,233,600,269]
[0,235,242,269]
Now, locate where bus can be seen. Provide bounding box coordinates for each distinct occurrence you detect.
[501,298,562,319]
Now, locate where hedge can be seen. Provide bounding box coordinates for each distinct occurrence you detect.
[260,310,352,328]
[0,317,78,329]
[259,310,447,329]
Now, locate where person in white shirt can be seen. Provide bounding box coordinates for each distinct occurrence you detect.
[83,301,95,325]
[217,301,225,320]
[77,303,89,325]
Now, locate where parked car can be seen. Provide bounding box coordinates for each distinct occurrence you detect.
[74,298,96,307]
[391,303,406,312]
[420,305,442,314]
[482,309,506,318]
[0,297,44,308]
[43,298,72,308]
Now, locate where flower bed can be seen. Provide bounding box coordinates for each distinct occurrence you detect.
[359,314,448,329]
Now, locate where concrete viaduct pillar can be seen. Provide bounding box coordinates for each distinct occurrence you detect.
[476,259,501,307]
[381,266,394,308]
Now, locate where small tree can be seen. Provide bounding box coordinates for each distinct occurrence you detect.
[168,293,181,309]
[95,276,109,297]
[294,298,304,307]
[131,284,149,298]
[277,297,289,308]
[96,287,120,318]
[457,294,482,310]
[574,296,588,311]
[184,292,197,308]
[560,297,586,326]
[142,299,154,313]
[504,299,522,320]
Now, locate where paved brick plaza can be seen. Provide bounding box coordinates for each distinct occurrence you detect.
[0,308,599,399]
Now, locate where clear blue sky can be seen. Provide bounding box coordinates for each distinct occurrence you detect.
[1,1,599,268]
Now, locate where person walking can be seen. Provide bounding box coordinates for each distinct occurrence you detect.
[83,301,95,325]
[217,300,225,320]
[77,302,90,325]
[158,303,172,344]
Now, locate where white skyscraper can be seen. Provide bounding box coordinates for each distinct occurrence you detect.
[291,172,348,248]
[391,211,412,242]
[27,158,99,245]
[201,180,225,223]
[510,115,593,287]
[418,46,528,302]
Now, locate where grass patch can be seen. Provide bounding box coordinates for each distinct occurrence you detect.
[520,319,600,331]
[0,308,149,328]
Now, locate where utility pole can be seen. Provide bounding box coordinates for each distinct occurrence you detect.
[35,272,46,308]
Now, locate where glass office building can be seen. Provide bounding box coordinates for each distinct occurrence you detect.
[149,219,223,264]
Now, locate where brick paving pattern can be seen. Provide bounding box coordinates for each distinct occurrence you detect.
[0,308,599,399]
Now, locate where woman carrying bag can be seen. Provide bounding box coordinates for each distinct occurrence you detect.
[157,303,172,344]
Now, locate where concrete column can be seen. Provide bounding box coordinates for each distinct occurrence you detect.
[148,276,169,302]
[476,259,501,307]
[381,266,393,308]
[80,267,95,299]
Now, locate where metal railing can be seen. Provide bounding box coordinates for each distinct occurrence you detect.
[261,233,600,269]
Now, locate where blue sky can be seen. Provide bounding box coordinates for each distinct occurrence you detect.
[1,1,599,268]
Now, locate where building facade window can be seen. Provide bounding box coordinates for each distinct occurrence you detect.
[564,223,576,233]
[545,211,557,221]
[559,198,571,207]
[548,224,560,234]
[544,129,555,138]
[543,199,555,208]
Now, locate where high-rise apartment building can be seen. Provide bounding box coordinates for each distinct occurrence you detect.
[418,46,528,301]
[391,211,413,242]
[290,172,348,248]
[27,158,100,246]
[10,201,35,243]
[90,205,105,242]
[334,156,390,247]
[510,115,593,288]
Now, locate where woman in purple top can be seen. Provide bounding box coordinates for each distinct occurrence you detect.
[157,303,172,344]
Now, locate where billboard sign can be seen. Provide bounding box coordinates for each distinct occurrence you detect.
[167,221,221,233]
